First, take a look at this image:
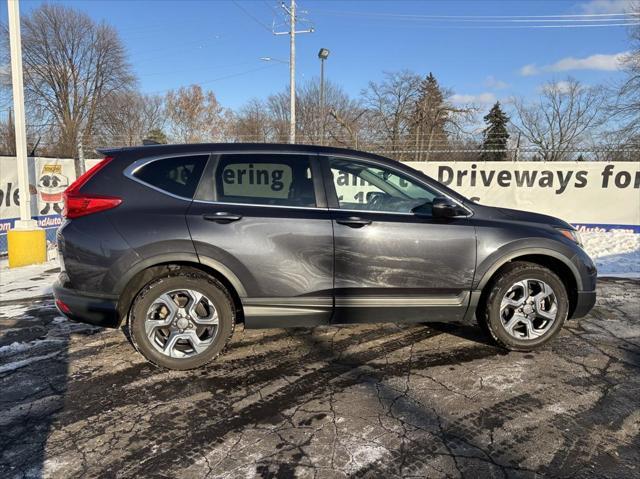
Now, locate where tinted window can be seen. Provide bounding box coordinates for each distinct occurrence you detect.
[328,157,438,214]
[215,154,316,207]
[134,155,208,198]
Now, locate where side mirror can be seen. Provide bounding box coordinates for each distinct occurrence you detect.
[432,196,460,218]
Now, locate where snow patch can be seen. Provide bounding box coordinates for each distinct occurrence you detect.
[581,231,640,277]
[0,351,61,374]
[0,259,59,302]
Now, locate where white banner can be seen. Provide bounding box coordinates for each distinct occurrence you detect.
[1,157,639,240]
[406,161,640,233]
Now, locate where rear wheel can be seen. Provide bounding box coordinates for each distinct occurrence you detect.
[480,262,569,351]
[127,270,235,370]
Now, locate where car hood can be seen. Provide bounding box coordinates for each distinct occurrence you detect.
[471,203,573,229]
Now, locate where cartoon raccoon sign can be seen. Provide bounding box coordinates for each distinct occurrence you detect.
[0,157,76,234]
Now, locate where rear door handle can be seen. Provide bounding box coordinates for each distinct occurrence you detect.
[336,217,372,228]
[203,212,243,223]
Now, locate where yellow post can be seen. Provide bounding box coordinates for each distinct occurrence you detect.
[7,229,47,267]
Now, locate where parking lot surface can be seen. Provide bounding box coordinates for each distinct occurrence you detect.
[1,277,639,478]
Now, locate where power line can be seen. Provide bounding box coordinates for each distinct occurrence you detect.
[146,63,284,95]
[313,10,639,20]
[232,0,273,33]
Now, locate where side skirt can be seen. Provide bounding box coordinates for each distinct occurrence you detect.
[242,293,475,328]
[242,297,332,329]
[332,292,471,324]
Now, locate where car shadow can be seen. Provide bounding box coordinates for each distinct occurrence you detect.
[0,297,70,478]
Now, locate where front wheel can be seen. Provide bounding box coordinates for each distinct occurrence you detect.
[127,269,235,370]
[481,261,569,351]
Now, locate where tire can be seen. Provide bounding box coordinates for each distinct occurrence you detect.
[127,268,235,370]
[480,261,569,352]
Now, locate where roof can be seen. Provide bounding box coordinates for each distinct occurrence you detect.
[96,142,393,163]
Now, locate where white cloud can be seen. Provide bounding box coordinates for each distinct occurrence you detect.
[484,76,510,90]
[450,92,497,105]
[539,80,574,94]
[519,52,628,76]
[519,64,539,76]
[580,0,633,14]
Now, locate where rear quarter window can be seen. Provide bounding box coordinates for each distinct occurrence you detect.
[133,155,208,198]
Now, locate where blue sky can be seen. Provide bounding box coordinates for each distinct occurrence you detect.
[3,0,636,110]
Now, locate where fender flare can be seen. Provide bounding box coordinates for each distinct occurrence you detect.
[114,253,248,298]
[475,247,582,291]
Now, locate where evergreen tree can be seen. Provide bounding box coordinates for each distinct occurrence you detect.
[411,73,449,161]
[481,102,510,161]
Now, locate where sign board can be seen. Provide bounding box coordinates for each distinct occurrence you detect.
[406,161,640,233]
[1,157,639,253]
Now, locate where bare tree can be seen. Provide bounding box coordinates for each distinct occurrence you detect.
[610,5,639,146]
[266,90,291,143]
[1,4,134,167]
[511,78,605,161]
[95,92,164,147]
[165,85,228,143]
[361,71,422,158]
[296,79,364,146]
[232,98,272,142]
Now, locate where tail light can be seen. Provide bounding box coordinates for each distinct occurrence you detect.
[63,156,122,219]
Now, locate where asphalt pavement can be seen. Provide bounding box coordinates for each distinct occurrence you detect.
[1,278,638,478]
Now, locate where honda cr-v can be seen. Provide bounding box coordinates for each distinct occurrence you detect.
[54,144,597,369]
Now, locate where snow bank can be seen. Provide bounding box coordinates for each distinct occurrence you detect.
[581,231,640,278]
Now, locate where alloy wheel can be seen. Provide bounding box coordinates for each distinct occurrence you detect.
[145,289,219,358]
[499,279,558,340]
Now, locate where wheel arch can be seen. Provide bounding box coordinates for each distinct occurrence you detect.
[116,258,246,327]
[476,249,579,319]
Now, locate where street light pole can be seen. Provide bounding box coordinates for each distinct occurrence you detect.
[317,48,330,146]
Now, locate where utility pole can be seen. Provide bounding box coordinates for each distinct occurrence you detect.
[289,0,295,144]
[7,0,46,267]
[274,0,313,144]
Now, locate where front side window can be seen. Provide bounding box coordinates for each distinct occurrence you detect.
[328,157,438,214]
[215,154,316,207]
[134,155,208,198]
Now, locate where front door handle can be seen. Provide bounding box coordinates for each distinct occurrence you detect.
[203,212,243,223]
[336,216,372,228]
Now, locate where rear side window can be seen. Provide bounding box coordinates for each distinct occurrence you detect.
[214,154,316,207]
[133,155,208,198]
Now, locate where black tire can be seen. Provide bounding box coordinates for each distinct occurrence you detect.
[480,261,569,351]
[127,268,235,370]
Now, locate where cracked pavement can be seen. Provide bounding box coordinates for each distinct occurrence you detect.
[1,278,639,478]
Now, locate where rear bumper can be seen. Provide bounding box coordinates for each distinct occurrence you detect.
[571,290,597,319]
[53,280,121,328]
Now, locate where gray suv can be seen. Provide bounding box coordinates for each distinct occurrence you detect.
[53,144,597,369]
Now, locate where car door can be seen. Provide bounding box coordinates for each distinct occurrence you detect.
[320,155,477,324]
[187,152,334,328]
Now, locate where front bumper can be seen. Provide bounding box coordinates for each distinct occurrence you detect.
[53,280,121,328]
